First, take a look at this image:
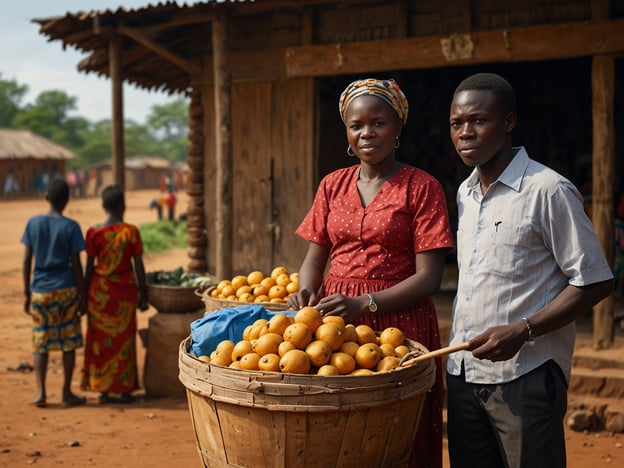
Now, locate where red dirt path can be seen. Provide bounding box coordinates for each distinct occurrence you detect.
[0,191,620,467]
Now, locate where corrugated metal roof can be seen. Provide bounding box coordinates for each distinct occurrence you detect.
[0,129,75,160]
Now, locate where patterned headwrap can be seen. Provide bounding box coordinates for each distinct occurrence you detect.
[339,78,409,125]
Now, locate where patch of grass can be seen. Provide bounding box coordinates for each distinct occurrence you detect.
[139,220,188,254]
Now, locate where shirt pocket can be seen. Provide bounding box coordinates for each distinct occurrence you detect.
[486,225,532,276]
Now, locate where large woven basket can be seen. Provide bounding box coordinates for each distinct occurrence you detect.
[179,336,435,467]
[201,286,289,312]
[147,284,206,314]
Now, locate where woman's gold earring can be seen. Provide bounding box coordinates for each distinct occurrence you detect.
[394,137,400,149]
[347,145,355,156]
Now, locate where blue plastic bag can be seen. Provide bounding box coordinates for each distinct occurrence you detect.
[189,304,295,357]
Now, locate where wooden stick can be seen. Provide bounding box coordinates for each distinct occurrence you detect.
[401,342,471,366]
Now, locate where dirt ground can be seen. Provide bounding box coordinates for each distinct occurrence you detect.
[0,190,621,467]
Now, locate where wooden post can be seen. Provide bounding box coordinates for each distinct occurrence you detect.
[212,13,233,280]
[109,35,125,191]
[591,54,615,349]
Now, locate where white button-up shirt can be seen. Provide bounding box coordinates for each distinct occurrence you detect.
[447,147,613,384]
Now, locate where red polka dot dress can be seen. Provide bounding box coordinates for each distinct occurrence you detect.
[296,163,454,468]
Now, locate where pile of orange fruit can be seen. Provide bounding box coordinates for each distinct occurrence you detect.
[208,266,298,304]
[197,306,410,376]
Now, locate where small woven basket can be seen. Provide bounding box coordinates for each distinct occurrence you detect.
[147,284,206,314]
[201,286,290,312]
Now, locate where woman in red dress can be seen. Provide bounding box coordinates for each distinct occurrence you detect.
[288,78,454,468]
[81,185,148,403]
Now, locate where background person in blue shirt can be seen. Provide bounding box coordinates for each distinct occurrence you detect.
[22,178,87,408]
[446,73,614,468]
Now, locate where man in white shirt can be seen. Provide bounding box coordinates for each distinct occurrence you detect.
[446,72,614,468]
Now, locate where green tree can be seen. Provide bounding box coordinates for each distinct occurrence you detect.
[146,98,189,161]
[0,74,28,127]
[12,90,88,151]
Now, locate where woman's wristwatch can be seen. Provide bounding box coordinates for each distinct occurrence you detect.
[366,293,378,314]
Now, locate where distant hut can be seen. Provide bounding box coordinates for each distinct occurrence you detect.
[0,129,74,197]
[93,155,172,191]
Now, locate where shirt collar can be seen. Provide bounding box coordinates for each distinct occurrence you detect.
[465,146,529,194]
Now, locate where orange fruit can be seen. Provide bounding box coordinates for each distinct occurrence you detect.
[329,352,356,375]
[289,272,299,282]
[251,285,269,297]
[355,324,377,345]
[304,340,332,367]
[242,325,254,341]
[258,353,281,372]
[197,355,210,363]
[216,279,231,291]
[249,319,269,340]
[343,323,358,342]
[267,313,292,336]
[355,343,382,369]
[322,315,346,327]
[317,365,339,376]
[394,345,409,358]
[247,270,265,286]
[279,349,310,374]
[209,288,219,298]
[238,292,255,303]
[235,285,252,298]
[231,275,248,290]
[379,327,405,347]
[269,297,285,303]
[314,322,345,351]
[216,340,235,358]
[229,361,241,369]
[339,341,359,357]
[350,368,375,376]
[278,340,297,357]
[275,273,291,287]
[226,294,237,301]
[253,332,283,356]
[239,352,261,370]
[260,276,277,289]
[286,281,299,294]
[376,356,401,372]
[221,284,236,297]
[294,306,323,333]
[282,323,312,349]
[379,343,397,358]
[231,340,254,361]
[271,266,288,279]
[255,295,270,303]
[209,351,232,367]
[268,285,287,300]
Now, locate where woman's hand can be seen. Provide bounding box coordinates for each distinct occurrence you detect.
[287,287,319,310]
[315,294,367,324]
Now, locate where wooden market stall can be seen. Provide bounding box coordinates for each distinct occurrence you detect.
[33,0,623,347]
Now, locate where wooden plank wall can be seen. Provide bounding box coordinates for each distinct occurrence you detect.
[231,82,274,275]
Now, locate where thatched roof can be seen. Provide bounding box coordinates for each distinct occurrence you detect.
[0,129,74,160]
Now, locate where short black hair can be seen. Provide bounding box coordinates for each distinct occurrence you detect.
[47,178,70,205]
[101,184,125,211]
[454,73,516,115]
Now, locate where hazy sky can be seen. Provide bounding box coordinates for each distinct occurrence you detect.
[2,1,186,123]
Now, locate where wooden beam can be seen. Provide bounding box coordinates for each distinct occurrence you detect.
[118,25,201,75]
[591,54,616,349]
[109,35,125,191]
[213,12,233,281]
[285,17,624,77]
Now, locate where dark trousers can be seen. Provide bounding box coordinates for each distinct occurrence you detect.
[446,360,568,468]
